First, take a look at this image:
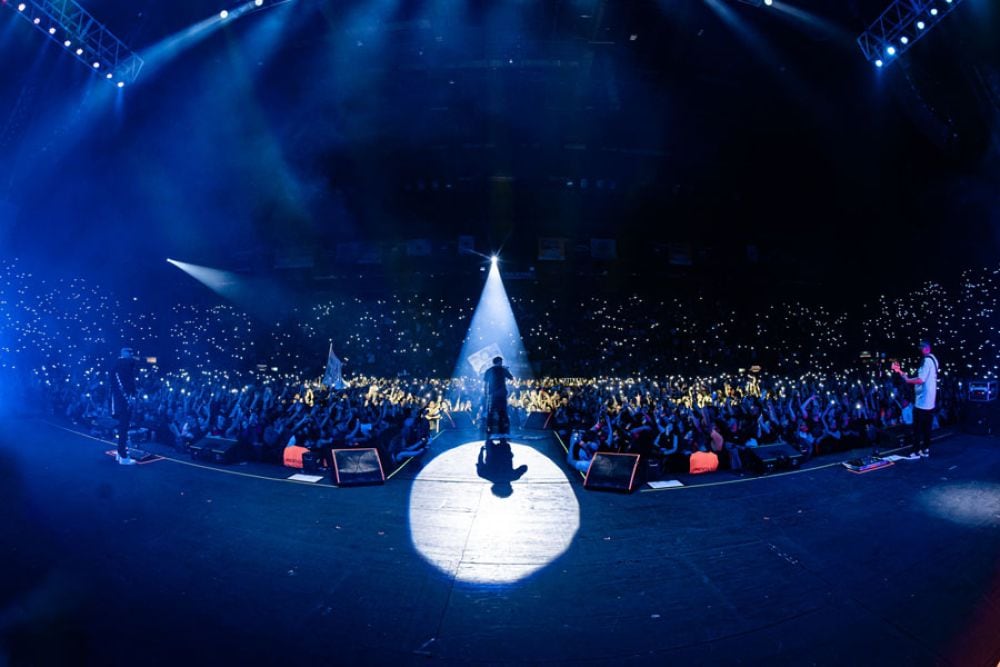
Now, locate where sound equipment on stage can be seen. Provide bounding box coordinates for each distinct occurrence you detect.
[523,411,551,430]
[331,448,385,486]
[584,452,640,493]
[842,456,894,474]
[967,380,998,403]
[744,444,803,474]
[960,401,998,436]
[189,436,245,464]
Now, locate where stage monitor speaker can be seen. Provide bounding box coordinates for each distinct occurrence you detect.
[205,437,244,464]
[584,452,640,493]
[960,402,998,436]
[523,411,551,430]
[332,448,385,486]
[744,443,803,474]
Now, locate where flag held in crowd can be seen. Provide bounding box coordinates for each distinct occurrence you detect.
[323,344,345,389]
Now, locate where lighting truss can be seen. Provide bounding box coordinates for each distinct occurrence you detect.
[6,0,144,86]
[857,0,964,68]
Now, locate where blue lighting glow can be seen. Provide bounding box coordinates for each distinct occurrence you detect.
[886,46,896,56]
[875,59,884,67]
[900,36,909,44]
[929,7,938,15]
[916,20,926,29]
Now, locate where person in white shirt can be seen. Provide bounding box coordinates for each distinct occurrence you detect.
[892,340,938,460]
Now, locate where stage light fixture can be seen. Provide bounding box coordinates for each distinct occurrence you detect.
[220,9,229,19]
[886,45,896,55]
[764,0,773,5]
[8,0,143,84]
[857,0,964,67]
[875,59,884,67]
[491,255,498,266]
[254,0,263,5]
[117,81,124,88]
[105,72,113,79]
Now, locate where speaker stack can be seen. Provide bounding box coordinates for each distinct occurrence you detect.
[961,380,998,436]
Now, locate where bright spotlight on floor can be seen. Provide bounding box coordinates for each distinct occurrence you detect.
[409,441,579,585]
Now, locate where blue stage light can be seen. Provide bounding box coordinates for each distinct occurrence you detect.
[220,9,229,19]
[900,36,909,44]
[17,3,25,11]
[92,61,100,68]
[929,7,938,15]
[916,20,926,29]
[64,39,71,47]
[875,59,884,67]
[886,45,896,55]
[254,0,263,5]
[117,81,124,88]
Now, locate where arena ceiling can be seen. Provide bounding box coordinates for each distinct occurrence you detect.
[0,0,997,285]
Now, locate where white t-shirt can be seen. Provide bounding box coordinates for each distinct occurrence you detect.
[915,354,937,410]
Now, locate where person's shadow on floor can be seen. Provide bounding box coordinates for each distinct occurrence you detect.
[476,440,527,498]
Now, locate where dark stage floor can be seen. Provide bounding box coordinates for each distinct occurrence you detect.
[1,419,998,666]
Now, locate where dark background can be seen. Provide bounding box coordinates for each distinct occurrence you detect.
[0,0,997,296]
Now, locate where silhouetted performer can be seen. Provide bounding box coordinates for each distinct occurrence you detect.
[476,440,527,498]
[110,347,139,466]
[483,356,513,437]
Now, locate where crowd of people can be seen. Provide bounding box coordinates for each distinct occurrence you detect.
[0,257,990,476]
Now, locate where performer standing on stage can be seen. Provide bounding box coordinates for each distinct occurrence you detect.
[111,347,139,465]
[892,340,938,460]
[483,356,514,439]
